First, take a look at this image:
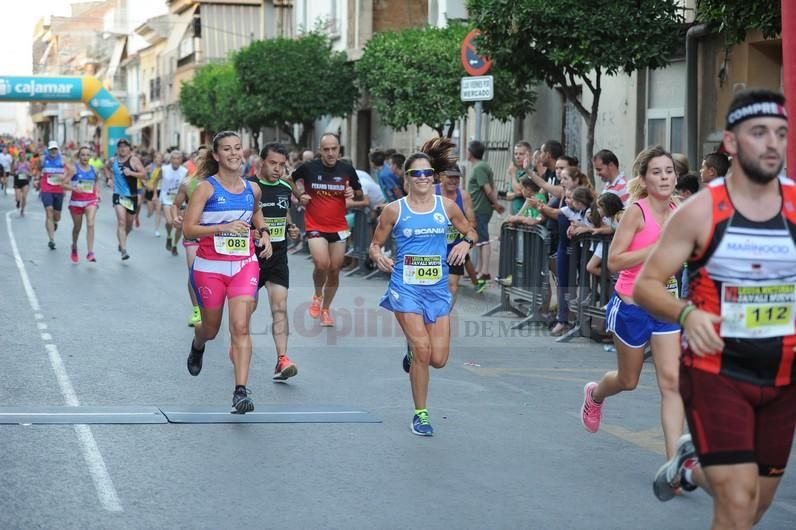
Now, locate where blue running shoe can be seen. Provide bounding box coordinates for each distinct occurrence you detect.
[403,344,413,373]
[411,411,433,436]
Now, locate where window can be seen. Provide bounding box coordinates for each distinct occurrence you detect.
[645,61,685,152]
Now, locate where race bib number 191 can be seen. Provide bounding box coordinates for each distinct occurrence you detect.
[264,217,286,242]
[403,255,443,285]
[214,232,250,256]
[720,283,796,339]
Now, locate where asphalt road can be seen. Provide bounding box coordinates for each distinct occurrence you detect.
[1,188,794,529]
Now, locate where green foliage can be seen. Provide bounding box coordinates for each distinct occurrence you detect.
[468,0,685,94]
[696,0,781,46]
[356,23,536,136]
[179,62,246,134]
[234,32,359,145]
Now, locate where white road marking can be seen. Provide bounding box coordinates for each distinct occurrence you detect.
[37,322,47,330]
[5,210,123,512]
[40,333,52,341]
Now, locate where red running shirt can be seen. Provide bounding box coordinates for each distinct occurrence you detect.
[292,160,361,233]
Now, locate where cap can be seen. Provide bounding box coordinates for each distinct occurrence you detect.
[442,165,462,177]
[47,140,59,150]
[117,138,131,147]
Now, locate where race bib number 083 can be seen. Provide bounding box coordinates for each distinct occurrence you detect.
[214,232,250,256]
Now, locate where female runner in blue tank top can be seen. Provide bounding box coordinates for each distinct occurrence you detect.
[369,138,478,436]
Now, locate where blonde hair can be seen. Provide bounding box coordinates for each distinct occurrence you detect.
[629,144,675,203]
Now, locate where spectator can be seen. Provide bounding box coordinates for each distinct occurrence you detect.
[371,150,403,202]
[672,153,690,177]
[389,152,406,194]
[505,176,545,225]
[675,173,700,200]
[593,149,629,203]
[466,140,505,293]
[586,192,625,278]
[699,151,729,184]
[353,166,385,210]
[506,141,532,213]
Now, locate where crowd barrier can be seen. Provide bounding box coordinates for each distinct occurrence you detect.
[555,233,616,343]
[483,224,551,329]
[344,208,371,277]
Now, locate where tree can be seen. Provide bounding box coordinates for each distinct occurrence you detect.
[234,32,359,147]
[468,0,685,176]
[696,0,780,46]
[179,62,244,136]
[356,24,536,137]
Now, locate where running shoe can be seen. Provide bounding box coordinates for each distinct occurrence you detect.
[681,457,699,491]
[231,386,254,414]
[70,244,78,263]
[273,355,298,381]
[171,246,179,257]
[580,382,603,433]
[121,251,130,260]
[320,308,334,327]
[403,344,413,373]
[48,240,55,250]
[154,230,161,238]
[86,252,96,262]
[411,411,433,436]
[308,295,322,318]
[187,340,205,376]
[188,307,201,327]
[653,434,697,502]
[475,279,488,294]
[166,237,172,251]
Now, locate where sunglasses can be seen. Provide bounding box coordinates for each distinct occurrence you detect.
[406,168,435,179]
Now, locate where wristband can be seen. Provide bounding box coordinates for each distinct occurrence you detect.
[462,236,475,248]
[678,302,697,326]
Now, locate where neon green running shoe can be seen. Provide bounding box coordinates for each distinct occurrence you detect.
[188,307,202,327]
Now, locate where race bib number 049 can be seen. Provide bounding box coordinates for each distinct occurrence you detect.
[720,283,796,339]
[403,255,443,285]
[214,232,250,256]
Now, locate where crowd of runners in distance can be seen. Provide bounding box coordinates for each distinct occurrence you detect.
[2,87,793,530]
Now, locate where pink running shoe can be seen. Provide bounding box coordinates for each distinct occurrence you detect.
[581,382,603,433]
[70,244,78,263]
[86,252,96,262]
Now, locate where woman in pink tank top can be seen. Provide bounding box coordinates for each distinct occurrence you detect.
[580,146,689,472]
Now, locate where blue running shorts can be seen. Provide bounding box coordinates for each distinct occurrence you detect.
[605,294,679,348]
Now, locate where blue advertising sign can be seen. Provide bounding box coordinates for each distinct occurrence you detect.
[0,76,83,101]
[88,87,121,120]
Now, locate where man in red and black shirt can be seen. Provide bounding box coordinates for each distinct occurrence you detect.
[635,89,794,529]
[292,133,362,327]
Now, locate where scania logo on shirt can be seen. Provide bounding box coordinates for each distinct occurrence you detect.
[433,213,446,225]
[412,227,446,236]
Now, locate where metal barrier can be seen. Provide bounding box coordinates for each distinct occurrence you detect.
[344,208,371,276]
[483,223,551,329]
[555,233,616,343]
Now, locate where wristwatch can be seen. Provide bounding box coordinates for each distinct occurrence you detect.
[462,236,475,248]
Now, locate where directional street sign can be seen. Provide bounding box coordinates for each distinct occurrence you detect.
[461,75,494,102]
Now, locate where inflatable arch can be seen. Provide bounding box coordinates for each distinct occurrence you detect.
[0,75,131,157]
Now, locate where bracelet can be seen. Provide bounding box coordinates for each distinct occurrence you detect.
[678,302,697,326]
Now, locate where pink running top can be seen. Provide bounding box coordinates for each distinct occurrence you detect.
[614,198,673,297]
